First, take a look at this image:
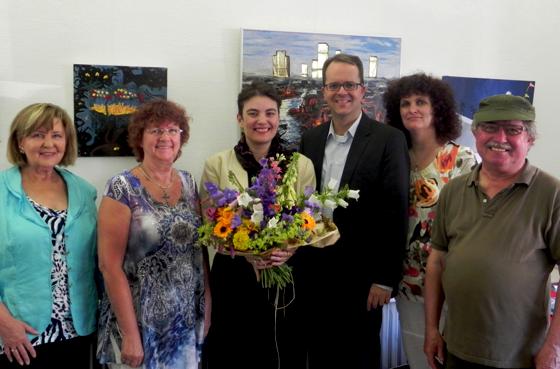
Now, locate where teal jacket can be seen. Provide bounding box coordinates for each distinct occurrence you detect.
[0,166,98,340]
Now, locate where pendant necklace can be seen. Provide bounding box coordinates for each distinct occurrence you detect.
[138,165,174,206]
[409,151,417,171]
[409,146,441,175]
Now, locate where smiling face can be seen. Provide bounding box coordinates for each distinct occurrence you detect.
[400,94,434,134]
[474,120,533,176]
[322,61,365,128]
[19,118,67,170]
[141,119,182,164]
[237,95,279,148]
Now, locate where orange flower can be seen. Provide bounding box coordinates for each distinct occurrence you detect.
[301,212,316,230]
[217,207,234,225]
[435,145,459,174]
[269,203,281,213]
[213,221,232,239]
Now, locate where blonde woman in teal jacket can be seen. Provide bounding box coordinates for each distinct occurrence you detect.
[0,103,97,369]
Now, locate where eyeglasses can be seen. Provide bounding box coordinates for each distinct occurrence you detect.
[146,127,183,137]
[324,81,363,91]
[477,122,526,136]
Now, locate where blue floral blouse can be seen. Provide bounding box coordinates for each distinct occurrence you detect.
[97,169,205,369]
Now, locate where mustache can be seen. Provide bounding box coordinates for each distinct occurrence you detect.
[486,142,512,151]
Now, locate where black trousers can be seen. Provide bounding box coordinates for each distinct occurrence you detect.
[0,334,97,369]
[292,247,383,369]
[445,352,533,369]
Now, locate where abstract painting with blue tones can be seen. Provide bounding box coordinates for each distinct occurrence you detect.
[73,64,167,157]
[242,29,401,150]
[442,76,535,150]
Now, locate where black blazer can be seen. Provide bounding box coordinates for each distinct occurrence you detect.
[299,113,409,293]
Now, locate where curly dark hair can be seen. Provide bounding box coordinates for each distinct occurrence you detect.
[383,73,461,148]
[127,99,190,162]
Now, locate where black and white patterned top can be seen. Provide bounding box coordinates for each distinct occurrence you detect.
[28,198,78,345]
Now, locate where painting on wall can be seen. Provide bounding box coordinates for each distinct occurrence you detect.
[73,64,167,157]
[242,29,401,150]
[442,76,535,150]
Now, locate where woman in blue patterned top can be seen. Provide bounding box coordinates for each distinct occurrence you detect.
[0,103,98,368]
[96,100,210,369]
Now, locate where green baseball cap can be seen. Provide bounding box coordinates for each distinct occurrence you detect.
[473,94,535,124]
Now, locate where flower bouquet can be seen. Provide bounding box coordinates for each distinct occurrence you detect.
[198,152,359,289]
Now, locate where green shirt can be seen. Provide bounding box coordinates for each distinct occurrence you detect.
[432,161,560,368]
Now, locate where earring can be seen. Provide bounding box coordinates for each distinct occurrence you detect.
[19,147,25,154]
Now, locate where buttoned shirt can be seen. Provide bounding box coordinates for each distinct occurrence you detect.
[321,113,361,192]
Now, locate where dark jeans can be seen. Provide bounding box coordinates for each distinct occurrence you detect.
[445,352,533,369]
[0,334,97,369]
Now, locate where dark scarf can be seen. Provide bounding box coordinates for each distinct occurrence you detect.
[233,135,293,179]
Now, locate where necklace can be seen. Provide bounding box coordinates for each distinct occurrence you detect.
[409,150,419,173]
[138,165,174,205]
[409,145,442,173]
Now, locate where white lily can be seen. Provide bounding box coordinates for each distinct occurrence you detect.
[337,198,349,208]
[326,178,338,191]
[237,192,253,207]
[323,199,337,210]
[267,217,279,228]
[347,190,360,200]
[251,203,263,224]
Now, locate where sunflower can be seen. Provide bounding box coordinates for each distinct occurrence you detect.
[301,212,316,230]
[213,221,232,239]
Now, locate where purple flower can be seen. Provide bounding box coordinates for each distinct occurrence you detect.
[204,182,220,198]
[249,160,279,218]
[231,214,242,228]
[281,213,294,222]
[204,182,240,207]
[304,185,315,198]
[223,188,239,204]
[304,200,321,212]
[242,208,252,218]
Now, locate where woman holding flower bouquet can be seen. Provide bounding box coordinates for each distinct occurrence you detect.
[383,73,476,369]
[96,100,209,369]
[201,82,316,369]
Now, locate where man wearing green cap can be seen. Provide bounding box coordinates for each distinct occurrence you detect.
[424,94,560,369]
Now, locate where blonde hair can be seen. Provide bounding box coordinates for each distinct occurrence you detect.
[7,103,78,166]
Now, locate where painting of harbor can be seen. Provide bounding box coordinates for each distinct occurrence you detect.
[242,29,401,150]
[73,64,167,156]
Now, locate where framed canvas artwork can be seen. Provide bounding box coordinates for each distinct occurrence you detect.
[242,29,401,150]
[74,64,167,156]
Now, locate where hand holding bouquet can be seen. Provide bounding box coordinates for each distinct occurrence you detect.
[198,152,359,289]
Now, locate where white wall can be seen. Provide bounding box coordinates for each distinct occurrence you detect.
[2,0,559,194]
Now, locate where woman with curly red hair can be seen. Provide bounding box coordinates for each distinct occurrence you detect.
[96,100,209,369]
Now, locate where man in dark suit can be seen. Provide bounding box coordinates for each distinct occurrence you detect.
[295,53,409,369]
